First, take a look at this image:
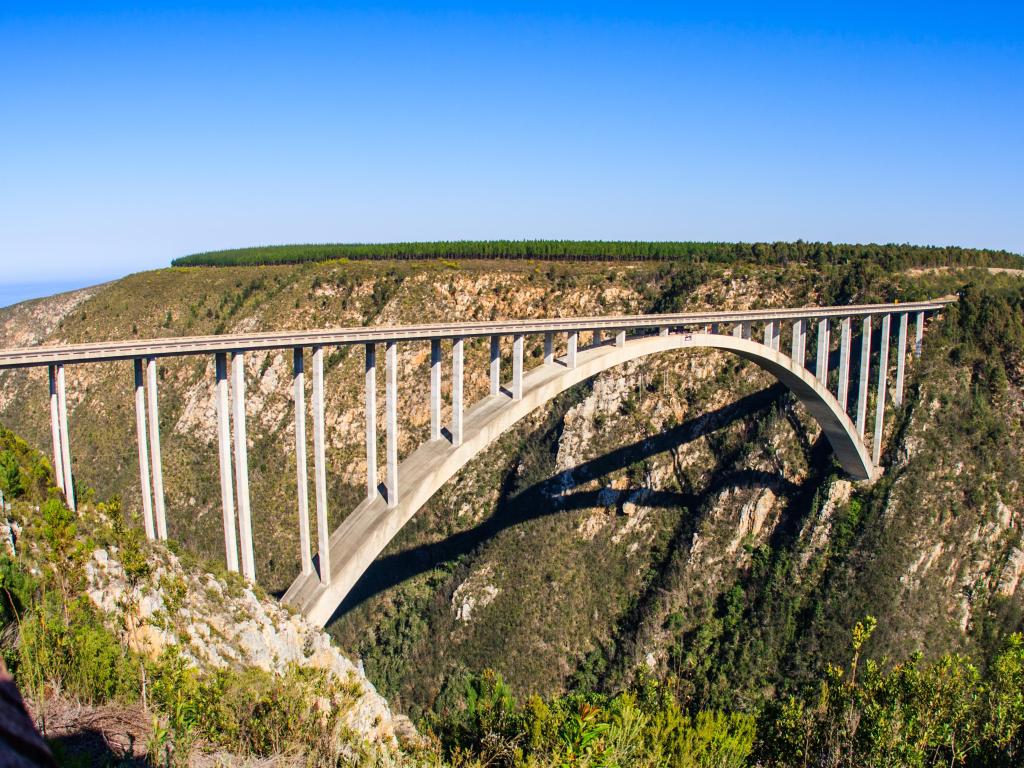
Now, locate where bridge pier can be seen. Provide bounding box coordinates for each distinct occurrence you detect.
[451,338,463,446]
[55,364,75,511]
[660,327,670,337]
[838,318,852,411]
[914,311,924,356]
[145,357,167,540]
[386,341,400,505]
[311,345,330,582]
[47,365,66,496]
[231,352,256,580]
[872,314,891,465]
[512,334,524,400]
[430,339,441,439]
[544,332,554,364]
[815,319,830,385]
[489,336,500,396]
[293,349,313,576]
[133,360,155,540]
[791,320,805,366]
[615,330,626,347]
[856,317,872,438]
[567,332,578,368]
[214,353,238,572]
[366,344,378,498]
[894,313,908,405]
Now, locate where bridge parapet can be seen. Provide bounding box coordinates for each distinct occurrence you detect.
[0,297,955,613]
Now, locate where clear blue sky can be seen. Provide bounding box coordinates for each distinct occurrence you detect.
[2,2,1022,290]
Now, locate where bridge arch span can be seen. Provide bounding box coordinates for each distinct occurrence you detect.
[285,332,874,626]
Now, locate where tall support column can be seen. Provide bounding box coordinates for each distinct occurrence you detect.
[231,352,255,581]
[732,324,742,338]
[838,318,852,411]
[544,332,554,364]
[914,311,925,357]
[894,313,908,406]
[214,354,238,572]
[791,320,805,364]
[742,321,752,340]
[512,333,524,401]
[55,364,74,511]
[567,332,578,369]
[615,330,626,347]
[489,336,501,396]
[311,346,330,582]
[385,341,399,507]
[451,338,463,447]
[133,360,155,540]
[47,366,65,494]
[872,314,892,465]
[593,329,602,347]
[772,322,781,350]
[430,339,441,439]
[145,357,166,539]
[365,344,377,499]
[763,322,773,347]
[856,317,872,438]
[815,319,830,385]
[293,349,312,576]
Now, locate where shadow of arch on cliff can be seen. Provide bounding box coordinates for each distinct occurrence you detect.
[328,382,802,622]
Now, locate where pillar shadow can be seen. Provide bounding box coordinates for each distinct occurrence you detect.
[328,383,790,622]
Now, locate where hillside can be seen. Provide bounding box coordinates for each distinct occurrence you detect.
[0,252,1022,740]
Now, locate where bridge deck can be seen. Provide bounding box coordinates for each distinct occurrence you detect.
[0,297,955,369]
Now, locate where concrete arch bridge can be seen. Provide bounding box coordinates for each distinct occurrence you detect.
[0,297,955,626]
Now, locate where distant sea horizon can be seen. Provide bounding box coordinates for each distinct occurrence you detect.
[0,279,109,310]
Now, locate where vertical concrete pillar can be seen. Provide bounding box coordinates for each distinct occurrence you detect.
[790,320,805,364]
[732,324,742,338]
[772,322,781,350]
[293,349,312,576]
[146,357,166,540]
[615,330,626,347]
[512,333,524,401]
[365,344,377,499]
[489,336,501,396]
[55,364,75,511]
[231,352,255,581]
[593,329,602,347]
[914,311,924,357]
[311,346,330,582]
[856,317,872,438]
[815,319,830,385]
[567,331,578,368]
[385,341,399,506]
[451,338,463,447]
[763,322,773,347]
[894,313,908,406]
[214,353,238,573]
[544,332,554,365]
[660,327,670,337]
[133,360,155,540]
[430,339,441,439]
[742,321,752,341]
[838,318,852,411]
[872,314,891,465]
[47,366,65,494]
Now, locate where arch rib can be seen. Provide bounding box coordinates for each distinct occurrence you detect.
[283,332,875,626]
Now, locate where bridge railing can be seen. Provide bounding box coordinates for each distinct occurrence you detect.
[0,297,956,586]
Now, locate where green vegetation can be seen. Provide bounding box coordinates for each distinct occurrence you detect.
[171,240,1022,270]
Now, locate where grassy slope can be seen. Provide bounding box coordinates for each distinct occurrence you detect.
[0,258,1020,721]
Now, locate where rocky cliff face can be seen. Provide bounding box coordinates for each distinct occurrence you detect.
[0,260,1021,720]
